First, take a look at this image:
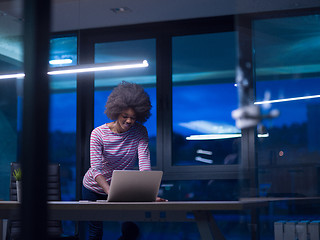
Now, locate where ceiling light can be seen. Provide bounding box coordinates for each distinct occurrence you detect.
[186,133,242,140]
[196,149,213,155]
[0,60,149,80]
[255,94,320,104]
[257,133,269,138]
[49,59,73,65]
[195,156,213,164]
[48,60,148,75]
[187,132,269,140]
[0,73,25,80]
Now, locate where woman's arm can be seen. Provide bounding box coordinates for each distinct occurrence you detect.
[137,126,151,171]
[90,128,109,193]
[95,175,110,195]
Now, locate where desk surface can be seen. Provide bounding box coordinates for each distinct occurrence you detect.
[1,197,319,240]
[0,199,267,211]
[1,197,319,210]
[0,197,319,221]
[0,199,267,221]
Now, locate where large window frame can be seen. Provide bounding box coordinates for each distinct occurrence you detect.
[53,8,320,200]
[75,16,252,184]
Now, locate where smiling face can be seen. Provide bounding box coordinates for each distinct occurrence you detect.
[116,108,137,133]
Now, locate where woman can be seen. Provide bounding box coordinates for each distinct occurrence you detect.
[82,81,163,240]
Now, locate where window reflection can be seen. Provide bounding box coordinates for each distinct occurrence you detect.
[160,179,239,201]
[172,32,239,166]
[254,15,320,197]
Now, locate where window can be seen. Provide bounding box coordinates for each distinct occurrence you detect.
[172,32,239,167]
[48,35,78,235]
[48,87,77,200]
[253,15,320,197]
[49,35,77,201]
[94,39,157,166]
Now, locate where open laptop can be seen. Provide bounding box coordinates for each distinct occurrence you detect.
[107,170,163,202]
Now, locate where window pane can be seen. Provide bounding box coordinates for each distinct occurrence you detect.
[48,80,77,200]
[48,36,77,236]
[49,36,77,202]
[172,32,239,166]
[94,39,157,166]
[254,15,320,197]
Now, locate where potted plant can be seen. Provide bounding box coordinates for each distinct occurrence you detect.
[13,168,22,202]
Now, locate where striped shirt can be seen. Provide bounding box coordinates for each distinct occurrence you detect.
[83,122,151,195]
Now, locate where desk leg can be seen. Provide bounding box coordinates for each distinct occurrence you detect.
[0,219,3,240]
[250,209,260,240]
[193,211,226,240]
[1,219,7,240]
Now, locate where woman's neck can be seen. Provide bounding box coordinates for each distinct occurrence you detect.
[108,121,124,134]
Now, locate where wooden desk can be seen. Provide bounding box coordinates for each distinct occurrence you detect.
[0,198,318,240]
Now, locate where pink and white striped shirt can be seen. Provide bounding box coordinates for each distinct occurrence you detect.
[83,122,151,195]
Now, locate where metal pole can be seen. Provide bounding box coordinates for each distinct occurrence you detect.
[235,15,260,240]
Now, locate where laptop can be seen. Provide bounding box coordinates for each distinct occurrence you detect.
[107,170,163,202]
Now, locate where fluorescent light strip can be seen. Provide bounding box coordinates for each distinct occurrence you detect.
[187,134,242,140]
[0,60,149,79]
[48,60,149,75]
[196,149,213,155]
[255,94,320,105]
[258,133,269,138]
[0,73,25,80]
[49,59,73,65]
[187,133,269,140]
[195,156,213,164]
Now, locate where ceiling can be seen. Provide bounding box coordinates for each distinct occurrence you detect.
[0,0,319,70]
[0,0,320,33]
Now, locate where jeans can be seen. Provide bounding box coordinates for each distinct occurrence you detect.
[82,185,108,240]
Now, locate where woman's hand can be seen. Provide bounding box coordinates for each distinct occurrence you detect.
[156,196,168,202]
[95,175,110,195]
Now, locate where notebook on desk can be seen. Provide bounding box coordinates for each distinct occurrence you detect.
[107,170,163,202]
